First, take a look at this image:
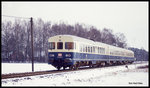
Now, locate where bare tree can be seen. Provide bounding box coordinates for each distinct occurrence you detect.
[101,28,116,45]
[115,33,127,48]
[1,21,14,62]
[87,26,101,42]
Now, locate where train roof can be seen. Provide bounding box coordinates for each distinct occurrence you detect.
[49,35,133,53]
[49,34,95,44]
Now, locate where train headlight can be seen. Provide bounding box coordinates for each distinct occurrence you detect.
[64,58,72,62]
[49,54,55,57]
[66,54,71,57]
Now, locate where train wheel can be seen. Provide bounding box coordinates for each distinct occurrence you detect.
[89,65,92,68]
[73,64,78,70]
[128,61,133,64]
[89,61,92,68]
[69,66,72,70]
[57,66,61,71]
[117,61,121,65]
[69,65,76,70]
[63,66,66,70]
[97,64,101,67]
[101,62,106,67]
[75,66,78,70]
[115,61,118,65]
[92,64,95,68]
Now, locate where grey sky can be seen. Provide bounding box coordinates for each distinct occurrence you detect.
[2,1,149,51]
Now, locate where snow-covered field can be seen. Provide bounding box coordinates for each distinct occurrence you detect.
[2,63,57,74]
[1,61,149,86]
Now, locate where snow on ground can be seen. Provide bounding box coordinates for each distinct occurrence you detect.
[2,63,57,74]
[1,61,149,86]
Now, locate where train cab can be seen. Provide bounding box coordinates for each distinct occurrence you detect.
[48,35,77,70]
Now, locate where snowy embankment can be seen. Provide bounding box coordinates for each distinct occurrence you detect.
[1,61,149,86]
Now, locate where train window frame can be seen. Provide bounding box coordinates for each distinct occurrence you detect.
[80,44,82,52]
[82,45,84,52]
[102,47,105,54]
[88,46,90,53]
[57,42,63,49]
[84,45,86,53]
[93,46,95,53]
[75,43,76,49]
[65,42,74,50]
[98,47,100,53]
[99,47,101,53]
[49,42,55,50]
[86,46,88,52]
[91,46,93,53]
[95,46,98,54]
[74,42,76,50]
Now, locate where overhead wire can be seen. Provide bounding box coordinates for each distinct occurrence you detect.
[2,15,31,19]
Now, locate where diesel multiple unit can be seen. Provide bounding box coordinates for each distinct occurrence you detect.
[48,35,136,70]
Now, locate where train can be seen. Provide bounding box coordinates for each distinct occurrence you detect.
[48,35,136,70]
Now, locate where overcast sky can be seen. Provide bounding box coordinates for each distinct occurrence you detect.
[2,1,149,51]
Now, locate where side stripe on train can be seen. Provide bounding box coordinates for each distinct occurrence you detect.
[48,52,135,61]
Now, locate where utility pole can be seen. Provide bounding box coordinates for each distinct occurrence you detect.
[30,17,34,72]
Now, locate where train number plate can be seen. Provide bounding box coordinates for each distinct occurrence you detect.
[58,53,62,57]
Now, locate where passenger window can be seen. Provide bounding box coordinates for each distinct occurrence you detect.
[49,42,55,49]
[83,45,84,52]
[57,42,63,49]
[65,42,74,49]
[86,46,87,52]
[83,45,86,52]
[88,47,90,52]
[103,48,105,54]
[80,45,82,52]
[93,46,95,53]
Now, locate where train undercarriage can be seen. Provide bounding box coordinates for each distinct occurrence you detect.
[68,60,134,70]
[51,60,134,70]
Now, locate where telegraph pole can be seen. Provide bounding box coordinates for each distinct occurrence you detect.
[30,17,34,72]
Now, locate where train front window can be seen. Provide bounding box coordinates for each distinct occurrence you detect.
[65,42,74,49]
[57,42,63,49]
[49,42,55,49]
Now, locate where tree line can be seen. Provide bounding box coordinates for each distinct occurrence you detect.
[128,47,149,61]
[1,18,148,62]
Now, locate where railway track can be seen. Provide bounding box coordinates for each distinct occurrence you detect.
[1,62,142,79]
[1,65,108,79]
[2,70,70,79]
